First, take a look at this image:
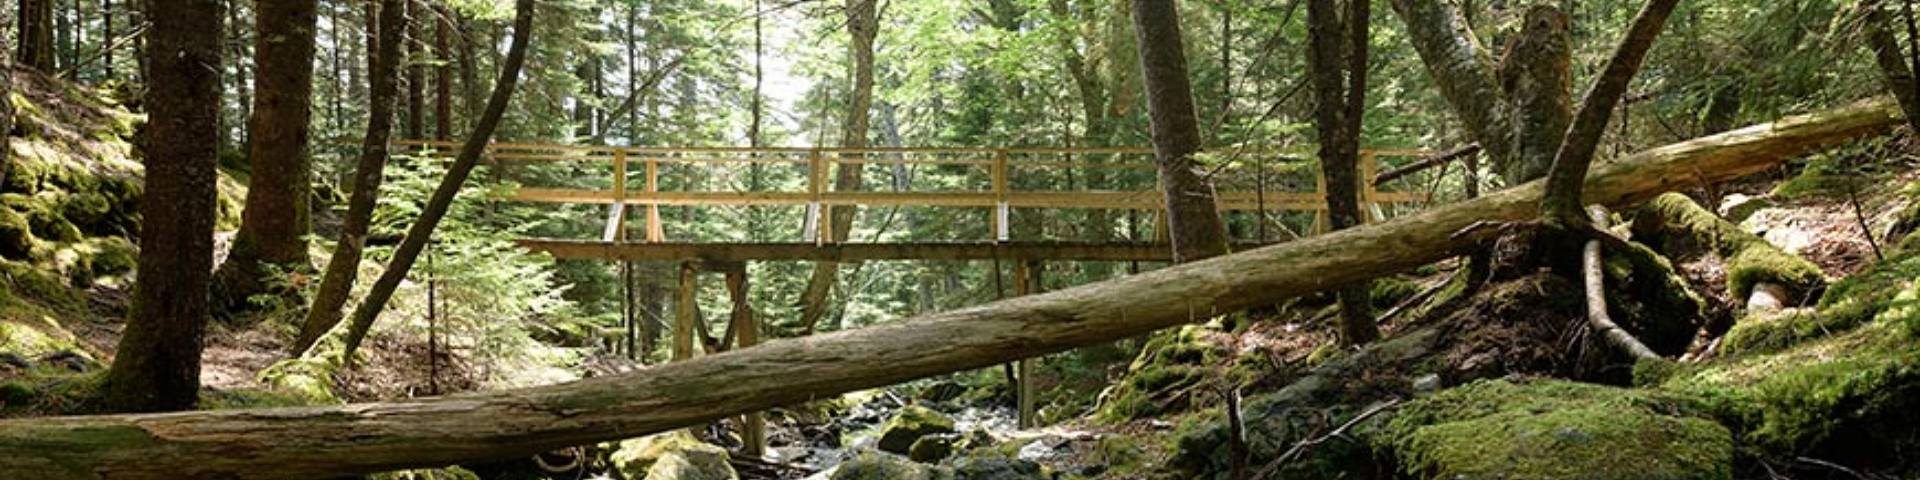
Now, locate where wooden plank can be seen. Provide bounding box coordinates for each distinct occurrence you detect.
[516,240,1283,262]
[602,203,626,242]
[1014,260,1039,429]
[510,189,1428,210]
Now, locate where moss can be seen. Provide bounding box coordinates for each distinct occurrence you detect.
[1635,193,1825,300]
[611,430,736,480]
[1718,309,1841,355]
[1095,325,1228,422]
[1380,378,1733,480]
[0,207,33,258]
[1769,153,1848,200]
[0,369,104,415]
[256,356,342,404]
[877,405,957,454]
[1369,276,1421,311]
[197,387,320,409]
[369,467,482,480]
[1662,305,1920,460]
[831,453,952,480]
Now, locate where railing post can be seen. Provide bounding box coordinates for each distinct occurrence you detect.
[645,157,664,242]
[992,149,1010,242]
[1361,150,1379,223]
[1013,260,1041,429]
[806,149,825,245]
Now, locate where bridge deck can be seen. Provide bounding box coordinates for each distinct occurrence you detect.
[518,239,1275,262]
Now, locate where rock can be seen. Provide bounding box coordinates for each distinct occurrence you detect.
[1379,378,1731,479]
[907,434,954,463]
[612,430,737,480]
[1411,373,1443,393]
[877,405,956,455]
[646,450,737,480]
[829,453,952,480]
[1717,193,1772,222]
[950,457,1046,480]
[915,380,967,404]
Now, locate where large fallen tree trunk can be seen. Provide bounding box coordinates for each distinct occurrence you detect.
[0,99,1898,479]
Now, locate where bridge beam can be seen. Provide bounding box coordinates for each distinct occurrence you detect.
[517,240,1278,263]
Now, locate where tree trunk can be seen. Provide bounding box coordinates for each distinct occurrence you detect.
[336,0,535,360]
[797,0,878,333]
[1387,0,1511,170]
[1130,0,1229,263]
[1865,2,1920,133]
[1500,5,1572,184]
[214,0,318,309]
[434,5,451,141]
[18,0,53,70]
[1308,0,1379,345]
[1,100,1899,479]
[1539,0,1679,225]
[288,0,407,356]
[404,0,425,141]
[99,0,223,413]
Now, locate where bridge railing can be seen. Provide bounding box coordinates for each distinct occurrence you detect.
[391,140,1437,243]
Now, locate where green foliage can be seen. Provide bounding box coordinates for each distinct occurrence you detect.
[1381,378,1733,480]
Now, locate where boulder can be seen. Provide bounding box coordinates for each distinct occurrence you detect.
[877,405,956,455]
[950,457,1047,480]
[907,434,954,463]
[612,430,737,480]
[829,453,952,480]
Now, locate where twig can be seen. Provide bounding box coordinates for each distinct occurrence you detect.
[1843,174,1886,262]
[1796,456,1869,480]
[1375,269,1463,325]
[1374,143,1482,184]
[1252,400,1400,478]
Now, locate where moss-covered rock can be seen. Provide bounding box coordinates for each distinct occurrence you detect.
[1380,378,1733,480]
[831,453,952,480]
[878,405,957,455]
[949,456,1047,480]
[1095,325,1228,422]
[1634,193,1825,301]
[611,430,735,480]
[1663,304,1920,463]
[908,434,955,463]
[256,356,341,404]
[0,206,33,258]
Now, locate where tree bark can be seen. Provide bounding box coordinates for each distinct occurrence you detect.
[404,0,425,141]
[17,0,53,70]
[288,0,407,356]
[336,0,535,360]
[1539,0,1679,225]
[1,99,1898,479]
[1131,0,1229,263]
[1388,0,1511,172]
[434,5,452,141]
[1308,0,1378,345]
[1865,1,1920,133]
[99,0,223,413]
[214,0,319,309]
[797,0,879,333]
[1501,5,1572,183]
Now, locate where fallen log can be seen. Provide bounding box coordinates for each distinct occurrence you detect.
[0,99,1897,480]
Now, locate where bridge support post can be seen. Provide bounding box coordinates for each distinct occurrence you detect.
[723,264,765,457]
[673,262,697,361]
[1014,260,1041,429]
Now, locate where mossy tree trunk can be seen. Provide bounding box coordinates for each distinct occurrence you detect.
[0,100,1894,480]
[214,0,319,311]
[288,0,407,356]
[336,0,535,360]
[1131,0,1229,263]
[1308,0,1380,345]
[100,0,222,413]
[797,0,878,334]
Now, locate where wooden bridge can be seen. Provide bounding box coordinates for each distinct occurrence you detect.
[394,139,1448,450]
